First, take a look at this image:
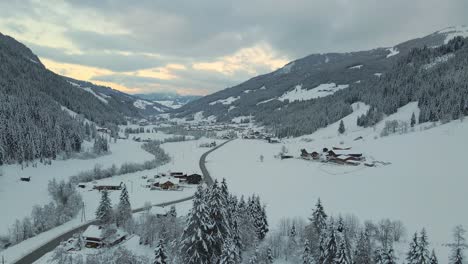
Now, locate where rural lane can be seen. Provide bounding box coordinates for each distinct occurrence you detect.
[11,139,232,264]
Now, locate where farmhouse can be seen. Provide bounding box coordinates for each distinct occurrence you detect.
[82,225,127,248]
[93,182,123,191]
[153,177,180,190]
[186,174,202,184]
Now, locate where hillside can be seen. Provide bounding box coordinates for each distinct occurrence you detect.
[175,26,468,137]
[135,92,201,109]
[64,77,171,116]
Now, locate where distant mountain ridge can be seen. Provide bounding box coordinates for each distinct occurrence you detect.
[63,77,172,116]
[174,26,468,137]
[135,92,202,109]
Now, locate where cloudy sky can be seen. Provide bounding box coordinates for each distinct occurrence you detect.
[1,0,467,95]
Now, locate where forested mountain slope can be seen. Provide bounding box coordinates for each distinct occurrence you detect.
[64,77,172,116]
[175,26,468,137]
[0,33,121,164]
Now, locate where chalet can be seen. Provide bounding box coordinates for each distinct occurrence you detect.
[170,172,186,178]
[138,119,149,126]
[186,174,202,184]
[328,156,360,166]
[82,225,127,248]
[97,128,111,133]
[311,151,320,160]
[153,177,180,190]
[20,176,31,182]
[268,137,280,143]
[93,182,123,191]
[333,146,352,151]
[82,225,105,248]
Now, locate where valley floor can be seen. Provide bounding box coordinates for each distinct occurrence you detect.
[208,103,468,262]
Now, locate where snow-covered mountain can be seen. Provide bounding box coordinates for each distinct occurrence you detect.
[135,92,202,110]
[64,77,172,116]
[175,26,468,137]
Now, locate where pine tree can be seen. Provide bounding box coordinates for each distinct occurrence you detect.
[416,229,431,264]
[354,231,372,264]
[411,112,416,127]
[153,239,167,264]
[448,225,467,264]
[407,232,419,264]
[232,219,243,263]
[219,237,237,264]
[338,120,345,134]
[168,205,177,218]
[430,249,438,264]
[310,198,328,237]
[208,180,232,260]
[266,247,274,264]
[181,185,214,264]
[382,248,396,264]
[303,240,314,264]
[335,241,350,264]
[324,226,338,264]
[116,185,132,227]
[95,190,113,225]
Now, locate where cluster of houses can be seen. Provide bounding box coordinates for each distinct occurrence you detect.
[241,130,280,143]
[301,146,364,166]
[145,172,202,190]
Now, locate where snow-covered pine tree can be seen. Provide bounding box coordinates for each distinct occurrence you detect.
[338,120,345,134]
[219,237,237,264]
[116,184,132,227]
[411,112,416,127]
[407,232,419,264]
[266,247,274,264]
[249,195,269,240]
[324,225,338,264]
[154,239,167,264]
[448,225,467,264]
[181,185,214,264]
[208,180,232,260]
[430,249,438,264]
[415,228,431,264]
[232,219,243,263]
[168,205,177,218]
[310,198,328,237]
[382,248,396,264]
[354,231,372,264]
[335,241,350,264]
[319,236,327,264]
[302,240,314,264]
[290,224,297,239]
[453,248,463,264]
[95,190,113,225]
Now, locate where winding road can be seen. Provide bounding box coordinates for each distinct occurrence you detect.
[11,139,232,264]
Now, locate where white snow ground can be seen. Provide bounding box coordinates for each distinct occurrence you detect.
[278,83,349,102]
[208,102,466,262]
[0,136,218,263]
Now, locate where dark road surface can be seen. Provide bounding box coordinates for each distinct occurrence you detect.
[11,139,232,264]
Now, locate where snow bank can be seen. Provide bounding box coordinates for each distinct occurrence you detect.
[133,99,153,110]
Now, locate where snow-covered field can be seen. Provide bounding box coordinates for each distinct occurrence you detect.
[207,102,466,261]
[0,136,219,263]
[278,83,349,102]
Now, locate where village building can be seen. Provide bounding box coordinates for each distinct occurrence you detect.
[93,182,123,191]
[82,225,127,248]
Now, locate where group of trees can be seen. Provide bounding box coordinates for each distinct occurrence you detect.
[180,179,269,264]
[7,179,83,245]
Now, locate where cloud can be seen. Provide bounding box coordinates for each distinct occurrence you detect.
[1,0,468,95]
